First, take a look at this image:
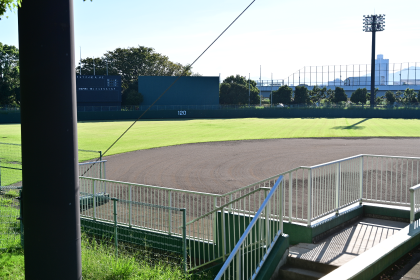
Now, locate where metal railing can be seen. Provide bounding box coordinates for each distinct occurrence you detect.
[79,160,106,179]
[362,155,420,206]
[410,184,420,223]
[78,175,278,270]
[281,154,420,226]
[214,175,284,280]
[0,143,102,187]
[80,197,188,270]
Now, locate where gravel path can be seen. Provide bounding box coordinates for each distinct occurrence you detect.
[103,137,420,194]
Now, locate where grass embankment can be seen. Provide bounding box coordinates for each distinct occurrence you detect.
[0,235,197,280]
[1,191,199,279]
[1,118,420,158]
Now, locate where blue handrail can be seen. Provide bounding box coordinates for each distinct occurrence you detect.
[214,175,284,280]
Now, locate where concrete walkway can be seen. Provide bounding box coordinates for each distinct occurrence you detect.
[289,217,408,267]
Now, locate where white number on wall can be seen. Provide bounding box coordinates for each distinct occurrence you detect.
[178,111,187,116]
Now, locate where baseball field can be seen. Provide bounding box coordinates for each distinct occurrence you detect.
[2,118,420,154]
[2,117,420,193]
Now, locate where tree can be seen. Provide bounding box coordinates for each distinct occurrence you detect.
[270,85,293,105]
[121,82,143,105]
[367,88,379,104]
[293,86,311,104]
[0,42,20,105]
[385,91,396,105]
[402,88,417,104]
[395,90,403,103]
[223,74,257,88]
[325,88,335,102]
[122,89,143,105]
[219,75,259,105]
[350,88,368,104]
[308,86,326,104]
[0,0,21,19]
[332,87,347,103]
[77,46,193,92]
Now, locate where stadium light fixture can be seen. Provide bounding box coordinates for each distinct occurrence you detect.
[363,14,385,107]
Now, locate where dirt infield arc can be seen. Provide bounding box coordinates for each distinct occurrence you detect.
[104,138,420,194]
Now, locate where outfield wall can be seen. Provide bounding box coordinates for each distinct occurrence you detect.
[1,108,420,123]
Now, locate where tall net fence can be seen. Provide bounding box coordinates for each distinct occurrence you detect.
[284,62,420,87]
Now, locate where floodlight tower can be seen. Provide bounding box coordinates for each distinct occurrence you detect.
[363,14,385,107]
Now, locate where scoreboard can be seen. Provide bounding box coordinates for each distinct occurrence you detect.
[76,75,122,106]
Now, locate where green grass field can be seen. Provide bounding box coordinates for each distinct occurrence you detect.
[1,118,420,157]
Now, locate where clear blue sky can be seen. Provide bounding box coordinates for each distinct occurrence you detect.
[1,0,419,81]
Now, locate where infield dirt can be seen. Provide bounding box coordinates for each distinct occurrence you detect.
[103,137,420,194]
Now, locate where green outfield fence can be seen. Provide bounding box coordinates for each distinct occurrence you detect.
[2,104,420,123]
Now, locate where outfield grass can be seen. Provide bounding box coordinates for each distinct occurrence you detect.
[1,118,420,157]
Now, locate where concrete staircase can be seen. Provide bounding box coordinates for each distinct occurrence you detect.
[276,257,337,280]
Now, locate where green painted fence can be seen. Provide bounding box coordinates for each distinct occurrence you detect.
[1,107,420,124]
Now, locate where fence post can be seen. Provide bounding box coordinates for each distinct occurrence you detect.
[336,163,341,215]
[112,198,118,258]
[221,206,226,261]
[280,180,284,233]
[213,197,217,244]
[168,191,172,236]
[264,188,270,248]
[289,172,292,223]
[236,247,241,279]
[410,189,415,224]
[307,169,312,226]
[181,208,187,273]
[19,189,24,248]
[93,180,96,220]
[359,156,364,205]
[129,185,132,227]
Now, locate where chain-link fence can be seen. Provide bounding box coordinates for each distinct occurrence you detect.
[0,186,22,250]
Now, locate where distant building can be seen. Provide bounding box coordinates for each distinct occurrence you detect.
[343,54,389,86]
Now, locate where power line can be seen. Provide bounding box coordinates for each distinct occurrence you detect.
[82,0,256,175]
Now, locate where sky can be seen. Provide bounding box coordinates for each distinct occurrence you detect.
[1,0,420,82]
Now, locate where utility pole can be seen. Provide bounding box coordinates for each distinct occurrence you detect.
[363,14,385,107]
[18,0,81,279]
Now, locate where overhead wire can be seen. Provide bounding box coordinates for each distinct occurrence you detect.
[82,0,256,175]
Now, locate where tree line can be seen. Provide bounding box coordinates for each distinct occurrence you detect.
[220,75,420,106]
[0,43,195,106]
[219,75,349,106]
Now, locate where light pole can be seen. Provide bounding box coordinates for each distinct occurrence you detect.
[363,14,385,107]
[260,65,262,106]
[248,73,250,107]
